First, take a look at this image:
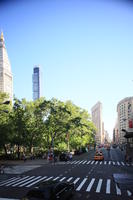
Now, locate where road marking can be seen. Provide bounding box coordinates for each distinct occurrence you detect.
[115,183,121,195]
[108,161,111,165]
[106,179,111,194]
[117,161,120,166]
[78,160,84,164]
[127,190,132,196]
[53,176,60,181]
[26,176,47,187]
[75,161,80,164]
[91,161,94,165]
[82,160,87,164]
[104,161,107,165]
[67,177,73,182]
[71,161,76,164]
[95,161,98,165]
[113,161,115,165]
[86,161,91,164]
[96,179,103,193]
[14,176,35,187]
[0,177,18,186]
[44,176,54,181]
[59,177,66,182]
[121,162,125,166]
[11,176,30,186]
[19,176,41,187]
[0,177,20,186]
[73,177,80,184]
[76,178,87,191]
[99,161,102,165]
[86,178,95,192]
[1,175,132,197]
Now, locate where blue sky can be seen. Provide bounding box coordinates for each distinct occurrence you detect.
[0,0,133,138]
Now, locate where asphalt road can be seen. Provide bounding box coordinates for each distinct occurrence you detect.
[0,147,133,200]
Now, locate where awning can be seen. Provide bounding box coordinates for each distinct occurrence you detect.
[122,128,133,138]
[124,132,133,138]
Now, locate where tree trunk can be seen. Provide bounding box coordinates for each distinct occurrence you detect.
[3,144,7,155]
[17,145,20,160]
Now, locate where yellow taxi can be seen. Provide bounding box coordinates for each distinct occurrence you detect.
[94,151,104,161]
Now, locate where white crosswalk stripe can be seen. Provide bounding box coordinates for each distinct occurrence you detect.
[26,176,47,188]
[73,177,80,184]
[106,179,111,194]
[82,160,87,164]
[78,160,84,164]
[115,183,121,195]
[19,176,41,187]
[74,160,80,164]
[67,177,73,182]
[14,176,35,187]
[113,161,115,165]
[0,177,20,186]
[59,177,66,182]
[117,161,120,166]
[127,190,132,196]
[96,179,103,193]
[76,178,87,191]
[86,178,95,192]
[0,175,132,197]
[60,160,132,167]
[0,177,18,186]
[121,162,125,166]
[10,176,30,187]
[53,176,60,181]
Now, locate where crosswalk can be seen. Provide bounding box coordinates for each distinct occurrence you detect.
[0,175,132,197]
[58,160,133,167]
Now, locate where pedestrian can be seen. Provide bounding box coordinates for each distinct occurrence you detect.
[53,154,57,165]
[0,165,4,174]
[23,152,26,162]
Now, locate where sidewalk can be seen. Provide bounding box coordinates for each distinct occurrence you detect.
[0,150,94,167]
[0,158,48,166]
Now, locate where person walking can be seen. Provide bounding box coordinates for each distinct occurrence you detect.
[0,165,4,174]
[22,152,26,162]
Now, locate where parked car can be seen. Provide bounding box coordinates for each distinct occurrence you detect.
[94,151,104,161]
[21,180,75,200]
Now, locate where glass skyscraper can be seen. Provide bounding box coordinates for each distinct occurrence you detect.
[32,65,42,101]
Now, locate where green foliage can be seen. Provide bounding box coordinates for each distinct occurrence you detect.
[0,93,96,156]
[0,92,11,154]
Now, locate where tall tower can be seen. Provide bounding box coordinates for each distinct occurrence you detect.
[32,65,42,101]
[0,32,13,101]
[91,101,103,144]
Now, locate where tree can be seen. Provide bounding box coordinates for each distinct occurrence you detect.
[0,92,11,155]
[10,98,28,159]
